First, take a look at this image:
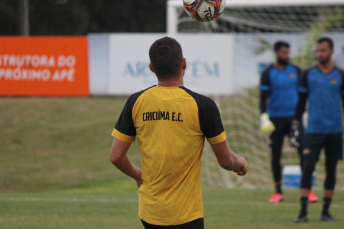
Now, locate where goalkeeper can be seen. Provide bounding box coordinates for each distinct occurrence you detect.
[293,37,343,223]
[259,41,318,203]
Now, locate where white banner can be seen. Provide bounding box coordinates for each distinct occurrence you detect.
[91,33,344,95]
[88,34,110,95]
[108,34,235,95]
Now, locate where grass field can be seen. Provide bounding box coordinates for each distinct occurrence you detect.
[1,180,344,229]
[1,97,343,228]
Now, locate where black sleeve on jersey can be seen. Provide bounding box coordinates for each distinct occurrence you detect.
[260,91,269,114]
[295,93,307,121]
[259,66,272,114]
[180,87,225,139]
[299,68,309,89]
[294,70,309,121]
[115,90,147,137]
[340,68,344,110]
[295,66,303,85]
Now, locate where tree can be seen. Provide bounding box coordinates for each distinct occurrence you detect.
[0,0,167,35]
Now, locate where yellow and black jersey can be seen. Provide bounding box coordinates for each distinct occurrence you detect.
[112,85,226,226]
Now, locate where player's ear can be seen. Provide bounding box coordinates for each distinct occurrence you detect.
[182,58,186,70]
[149,63,155,73]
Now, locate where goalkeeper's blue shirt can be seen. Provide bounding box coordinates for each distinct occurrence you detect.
[260,64,301,118]
[299,66,344,133]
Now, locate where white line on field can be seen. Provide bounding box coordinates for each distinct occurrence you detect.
[0,197,342,209]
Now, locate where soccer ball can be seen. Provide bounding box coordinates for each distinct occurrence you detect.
[183,0,226,22]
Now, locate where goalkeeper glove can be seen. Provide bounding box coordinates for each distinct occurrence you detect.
[260,113,275,135]
[289,123,300,148]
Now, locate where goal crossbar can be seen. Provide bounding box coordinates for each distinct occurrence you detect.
[169,0,344,8]
[167,0,344,35]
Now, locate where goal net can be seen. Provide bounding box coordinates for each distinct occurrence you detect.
[168,0,344,189]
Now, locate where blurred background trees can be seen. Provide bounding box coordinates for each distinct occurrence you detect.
[0,0,167,35]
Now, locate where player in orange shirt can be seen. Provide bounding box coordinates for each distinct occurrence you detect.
[110,37,248,228]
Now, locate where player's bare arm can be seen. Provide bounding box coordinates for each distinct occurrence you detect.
[110,138,143,187]
[210,140,248,176]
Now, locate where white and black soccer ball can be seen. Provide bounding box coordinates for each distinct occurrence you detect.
[183,0,226,22]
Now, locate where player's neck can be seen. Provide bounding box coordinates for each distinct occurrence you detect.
[273,62,288,70]
[317,62,334,74]
[158,77,184,88]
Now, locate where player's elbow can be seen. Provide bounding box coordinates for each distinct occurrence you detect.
[110,153,121,165]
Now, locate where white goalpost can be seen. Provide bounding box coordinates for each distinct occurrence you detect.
[168,0,344,35]
[167,0,344,189]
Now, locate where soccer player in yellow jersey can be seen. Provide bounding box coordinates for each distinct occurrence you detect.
[110,37,248,229]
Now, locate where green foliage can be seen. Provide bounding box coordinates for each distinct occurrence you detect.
[294,9,344,68]
[254,37,273,56]
[0,0,19,35]
[0,0,167,35]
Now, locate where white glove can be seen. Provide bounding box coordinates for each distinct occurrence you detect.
[289,123,300,148]
[260,113,275,135]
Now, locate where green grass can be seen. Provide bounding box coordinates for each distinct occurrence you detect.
[1,97,344,228]
[1,180,344,229]
[0,97,141,192]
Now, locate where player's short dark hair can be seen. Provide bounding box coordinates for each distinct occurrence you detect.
[274,41,290,52]
[318,37,333,50]
[149,37,183,80]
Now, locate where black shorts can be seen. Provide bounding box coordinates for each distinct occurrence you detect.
[303,133,343,162]
[141,218,204,229]
[269,117,304,149]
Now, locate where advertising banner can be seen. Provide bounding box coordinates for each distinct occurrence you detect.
[108,34,235,95]
[0,37,89,96]
[88,34,109,95]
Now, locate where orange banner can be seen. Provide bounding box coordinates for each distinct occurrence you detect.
[0,37,89,96]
